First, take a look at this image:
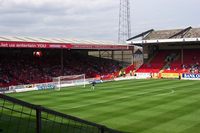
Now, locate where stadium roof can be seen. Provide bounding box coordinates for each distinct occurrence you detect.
[127,27,200,46]
[0,36,133,50]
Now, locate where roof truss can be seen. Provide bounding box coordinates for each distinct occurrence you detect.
[169,26,192,39]
[127,29,154,41]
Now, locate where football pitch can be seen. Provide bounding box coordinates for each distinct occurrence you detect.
[6,79,200,133]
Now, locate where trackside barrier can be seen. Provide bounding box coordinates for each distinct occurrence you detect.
[134,73,151,79]
[0,74,153,94]
[3,73,200,94]
[0,87,9,93]
[182,73,200,80]
[0,94,122,133]
[161,73,180,79]
[114,76,136,81]
[4,78,96,93]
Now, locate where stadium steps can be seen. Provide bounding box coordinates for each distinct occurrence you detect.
[162,52,181,73]
[134,52,158,72]
[147,52,158,64]
[160,62,170,73]
[174,53,181,61]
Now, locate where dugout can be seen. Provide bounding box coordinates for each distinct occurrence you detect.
[127,27,200,67]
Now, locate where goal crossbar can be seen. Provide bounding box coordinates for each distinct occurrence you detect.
[53,74,86,90]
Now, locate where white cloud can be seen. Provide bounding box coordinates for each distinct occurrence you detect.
[0,0,119,41]
[0,0,199,41]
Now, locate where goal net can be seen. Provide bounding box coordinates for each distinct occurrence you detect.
[53,74,86,90]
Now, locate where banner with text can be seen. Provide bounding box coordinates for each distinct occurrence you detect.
[161,73,179,79]
[182,73,200,80]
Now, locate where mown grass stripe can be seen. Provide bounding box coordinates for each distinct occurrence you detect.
[5,79,200,133]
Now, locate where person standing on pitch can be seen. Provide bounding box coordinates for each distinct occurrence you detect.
[91,80,96,90]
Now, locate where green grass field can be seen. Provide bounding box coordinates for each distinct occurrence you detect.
[5,79,200,133]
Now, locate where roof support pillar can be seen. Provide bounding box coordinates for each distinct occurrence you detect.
[181,45,184,65]
[99,50,101,58]
[111,51,114,60]
[61,49,64,75]
[131,48,134,64]
[122,50,124,65]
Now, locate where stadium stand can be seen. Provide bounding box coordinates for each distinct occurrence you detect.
[0,51,121,87]
[136,50,173,73]
[136,49,200,74]
[128,27,200,76]
[163,49,200,73]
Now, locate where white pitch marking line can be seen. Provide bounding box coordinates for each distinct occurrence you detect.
[155,89,175,96]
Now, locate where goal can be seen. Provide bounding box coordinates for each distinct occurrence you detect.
[53,74,86,90]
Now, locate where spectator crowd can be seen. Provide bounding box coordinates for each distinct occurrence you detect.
[0,50,121,87]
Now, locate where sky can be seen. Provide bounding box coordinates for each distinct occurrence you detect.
[0,0,199,42]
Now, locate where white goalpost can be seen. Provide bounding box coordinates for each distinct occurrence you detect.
[53,74,86,90]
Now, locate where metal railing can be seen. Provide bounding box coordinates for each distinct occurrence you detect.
[0,94,122,133]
